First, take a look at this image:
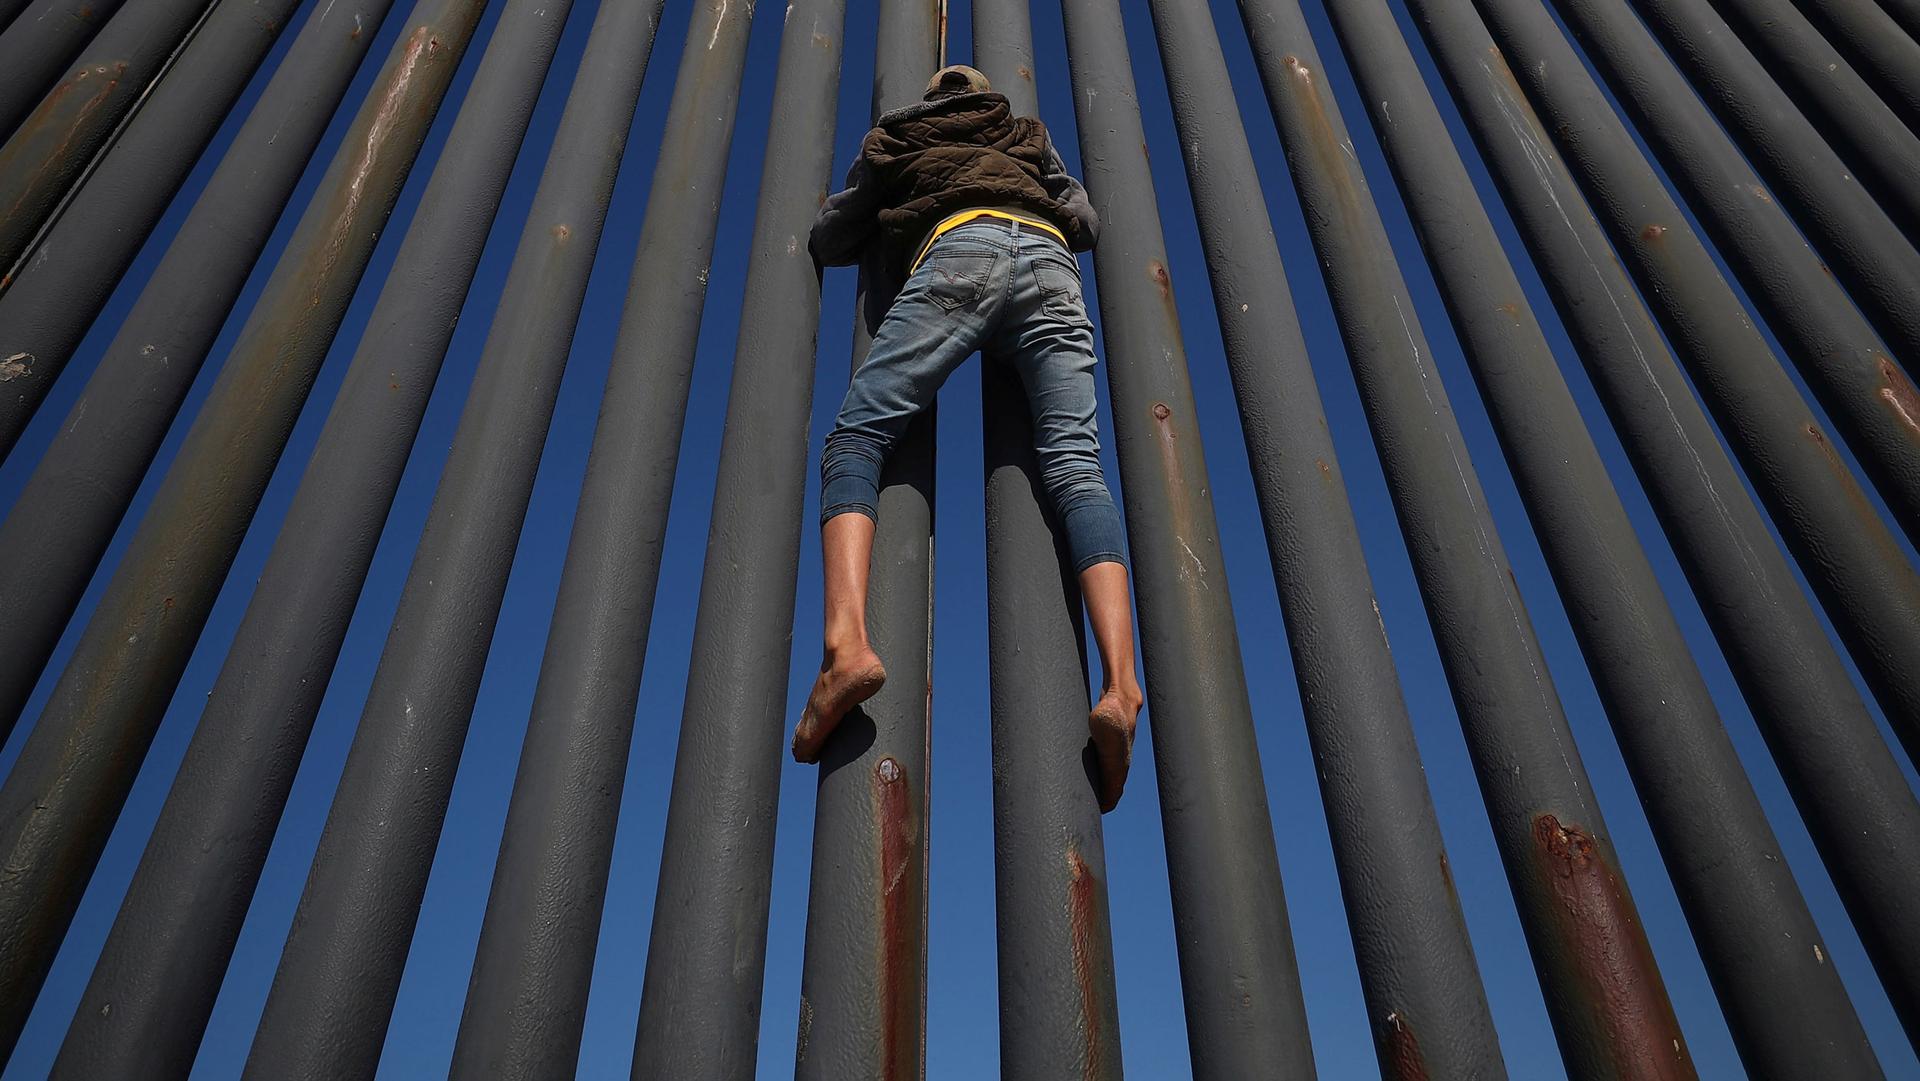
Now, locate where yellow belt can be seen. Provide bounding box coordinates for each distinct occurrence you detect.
[910,208,1070,271]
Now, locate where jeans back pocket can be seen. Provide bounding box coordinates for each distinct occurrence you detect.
[1034,256,1092,327]
[917,250,995,310]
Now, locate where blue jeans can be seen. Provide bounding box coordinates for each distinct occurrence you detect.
[822,218,1126,572]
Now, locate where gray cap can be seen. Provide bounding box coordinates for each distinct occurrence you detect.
[924,64,992,99]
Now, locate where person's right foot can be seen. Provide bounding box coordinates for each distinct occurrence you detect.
[792,647,888,763]
[1089,685,1142,813]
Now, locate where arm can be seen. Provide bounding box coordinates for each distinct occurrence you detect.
[808,153,882,268]
[1039,132,1100,251]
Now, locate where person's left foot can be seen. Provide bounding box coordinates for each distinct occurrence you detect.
[1089,684,1143,813]
[792,646,888,763]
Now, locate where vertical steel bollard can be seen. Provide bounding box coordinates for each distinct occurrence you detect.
[0,0,215,302]
[971,3,1125,1077]
[1058,0,1317,1075]
[1404,0,1920,1047]
[792,0,941,1077]
[1471,0,1920,748]
[0,0,490,1058]
[1308,0,1883,1070]
[238,1,751,1077]
[1231,1,1694,1077]
[454,0,837,1077]
[48,3,660,1079]
[1146,1,1506,1077]
[0,0,404,740]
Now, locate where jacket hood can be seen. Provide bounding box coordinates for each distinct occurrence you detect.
[875,91,1008,129]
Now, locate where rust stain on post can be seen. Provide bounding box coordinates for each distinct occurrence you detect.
[1530,814,1696,1081]
[1067,848,1113,1081]
[1379,1010,1432,1081]
[1803,422,1892,528]
[1286,53,1372,229]
[1876,356,1920,440]
[874,755,920,1081]
[1147,259,1171,300]
[0,60,128,220]
[267,23,447,332]
[1151,401,1208,593]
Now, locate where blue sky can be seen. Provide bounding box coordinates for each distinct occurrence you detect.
[2,0,1917,1076]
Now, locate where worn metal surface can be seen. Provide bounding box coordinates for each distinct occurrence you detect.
[0,0,485,1059]
[462,0,834,1077]
[235,3,744,1080]
[1789,0,1920,129]
[1316,0,1881,1070]
[0,0,312,398]
[1059,0,1316,1076]
[969,3,1125,1077]
[1476,0,1920,788]
[1565,0,1920,540]
[0,0,400,741]
[1151,2,1502,1079]
[1232,2,1692,1077]
[0,0,37,32]
[0,0,134,140]
[1876,0,1920,45]
[1407,0,1920,1048]
[1535,0,1920,402]
[1703,0,1920,234]
[793,0,941,1077]
[46,2,603,1078]
[0,0,214,305]
[1621,0,1920,540]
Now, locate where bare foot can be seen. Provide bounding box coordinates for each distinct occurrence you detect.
[1089,684,1143,813]
[792,647,888,763]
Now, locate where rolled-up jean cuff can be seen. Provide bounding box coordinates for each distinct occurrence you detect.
[1060,499,1126,574]
[1073,551,1127,573]
[820,459,882,526]
[820,499,879,526]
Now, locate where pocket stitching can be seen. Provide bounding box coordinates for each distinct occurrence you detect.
[1035,261,1090,325]
[921,252,993,311]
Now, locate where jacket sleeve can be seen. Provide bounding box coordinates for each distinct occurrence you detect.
[808,152,882,268]
[1039,133,1100,251]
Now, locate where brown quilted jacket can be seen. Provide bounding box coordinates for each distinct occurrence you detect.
[809,91,1099,326]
